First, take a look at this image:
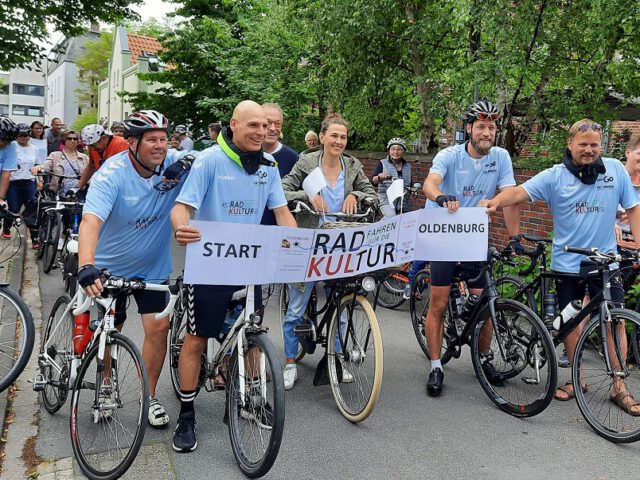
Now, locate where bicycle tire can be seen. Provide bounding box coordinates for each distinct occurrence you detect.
[43,211,62,274]
[327,294,383,422]
[36,214,47,260]
[226,331,285,478]
[632,304,640,367]
[70,332,149,480]
[470,298,556,417]
[495,274,536,311]
[376,269,407,309]
[0,286,35,393]
[573,309,640,443]
[40,295,73,413]
[409,271,454,364]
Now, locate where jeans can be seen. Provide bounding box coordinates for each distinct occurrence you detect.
[408,261,427,286]
[4,180,37,236]
[282,282,347,361]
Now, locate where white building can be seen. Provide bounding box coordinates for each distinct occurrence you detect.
[46,26,101,127]
[0,65,46,124]
[98,26,165,124]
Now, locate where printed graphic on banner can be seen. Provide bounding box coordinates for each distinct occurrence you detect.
[274,227,315,283]
[396,210,421,264]
[184,221,279,285]
[414,207,488,261]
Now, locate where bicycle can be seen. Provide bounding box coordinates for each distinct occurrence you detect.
[0,206,35,393]
[409,248,557,417]
[34,271,178,479]
[279,201,383,422]
[168,280,285,478]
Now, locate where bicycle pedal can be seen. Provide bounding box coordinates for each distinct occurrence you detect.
[31,374,46,392]
[293,324,313,337]
[521,377,539,385]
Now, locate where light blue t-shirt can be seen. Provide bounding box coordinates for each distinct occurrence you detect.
[522,158,639,273]
[0,142,19,172]
[83,149,193,281]
[319,168,345,226]
[175,145,287,223]
[426,143,516,208]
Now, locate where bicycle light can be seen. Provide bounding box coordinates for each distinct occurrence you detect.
[361,276,376,292]
[66,239,79,254]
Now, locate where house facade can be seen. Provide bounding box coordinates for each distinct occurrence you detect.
[0,64,46,124]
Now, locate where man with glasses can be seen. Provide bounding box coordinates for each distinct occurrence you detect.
[482,119,640,411]
[77,124,130,191]
[419,98,521,397]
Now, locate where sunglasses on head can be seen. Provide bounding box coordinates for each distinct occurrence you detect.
[576,122,602,133]
[476,112,500,121]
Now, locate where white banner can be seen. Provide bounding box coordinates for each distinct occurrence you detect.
[184,208,488,285]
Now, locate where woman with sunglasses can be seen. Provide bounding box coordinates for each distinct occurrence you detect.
[3,124,43,242]
[35,130,89,195]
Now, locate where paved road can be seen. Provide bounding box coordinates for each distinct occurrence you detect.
[31,246,640,479]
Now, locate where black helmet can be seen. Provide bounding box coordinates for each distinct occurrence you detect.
[465,98,500,124]
[17,123,31,135]
[123,110,169,138]
[0,117,19,142]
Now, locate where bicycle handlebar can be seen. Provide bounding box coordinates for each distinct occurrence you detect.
[290,200,373,219]
[35,171,81,180]
[563,245,638,264]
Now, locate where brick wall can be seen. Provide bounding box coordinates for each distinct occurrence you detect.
[353,152,553,248]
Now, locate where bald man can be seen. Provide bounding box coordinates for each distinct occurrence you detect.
[170,100,296,452]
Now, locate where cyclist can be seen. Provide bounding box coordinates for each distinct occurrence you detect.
[208,122,221,143]
[372,137,413,218]
[171,100,296,453]
[420,99,521,397]
[175,125,194,151]
[482,119,640,412]
[280,112,378,390]
[78,110,197,429]
[0,118,19,209]
[304,130,319,149]
[76,124,129,191]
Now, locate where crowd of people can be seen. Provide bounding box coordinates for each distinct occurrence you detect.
[2,96,640,453]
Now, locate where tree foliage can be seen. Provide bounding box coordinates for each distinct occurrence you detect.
[75,31,113,111]
[0,0,141,70]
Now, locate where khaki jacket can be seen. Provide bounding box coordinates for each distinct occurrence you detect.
[281,149,378,229]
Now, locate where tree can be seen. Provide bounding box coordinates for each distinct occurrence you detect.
[0,0,141,70]
[75,31,113,112]
[71,108,99,131]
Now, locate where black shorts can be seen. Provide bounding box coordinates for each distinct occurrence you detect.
[113,287,169,326]
[555,270,625,311]
[429,261,487,289]
[186,284,244,338]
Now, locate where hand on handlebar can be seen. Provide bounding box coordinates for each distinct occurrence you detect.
[174,224,201,246]
[507,238,525,255]
[78,264,103,298]
[342,194,358,215]
[312,194,330,214]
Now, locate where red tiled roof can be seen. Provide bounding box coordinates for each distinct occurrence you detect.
[127,34,162,65]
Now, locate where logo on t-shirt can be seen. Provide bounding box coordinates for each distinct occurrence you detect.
[596,175,615,190]
[483,160,497,173]
[575,201,605,214]
[460,185,485,198]
[222,200,257,216]
[128,214,160,230]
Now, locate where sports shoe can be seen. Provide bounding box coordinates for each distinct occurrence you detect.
[172,412,197,453]
[1,232,11,240]
[148,396,169,428]
[403,284,411,300]
[558,350,570,368]
[57,239,64,250]
[31,241,40,249]
[426,368,444,397]
[479,351,507,385]
[283,364,297,390]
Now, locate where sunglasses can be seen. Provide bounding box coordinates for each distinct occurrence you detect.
[576,122,602,132]
[476,112,500,121]
[18,133,30,137]
[66,137,79,141]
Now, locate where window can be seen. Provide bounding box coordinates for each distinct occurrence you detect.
[0,85,8,95]
[12,104,44,117]
[0,105,8,115]
[13,83,44,96]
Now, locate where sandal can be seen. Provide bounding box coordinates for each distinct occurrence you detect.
[610,388,640,416]
[554,382,588,402]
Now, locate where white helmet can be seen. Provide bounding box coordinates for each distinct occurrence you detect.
[81,124,109,146]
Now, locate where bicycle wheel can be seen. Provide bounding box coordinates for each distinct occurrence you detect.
[278,285,307,363]
[470,298,557,418]
[40,295,73,413]
[226,331,285,478]
[376,268,407,309]
[632,303,640,367]
[495,274,536,311]
[0,286,35,392]
[573,309,640,443]
[327,294,383,422]
[70,332,149,480]
[42,211,62,274]
[409,271,454,364]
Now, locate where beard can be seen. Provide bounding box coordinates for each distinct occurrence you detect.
[470,134,493,156]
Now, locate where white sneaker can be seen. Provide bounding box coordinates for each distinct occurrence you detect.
[342,367,354,383]
[148,397,169,428]
[283,364,297,390]
[57,239,65,250]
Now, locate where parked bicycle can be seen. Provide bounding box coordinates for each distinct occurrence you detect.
[34,271,177,479]
[409,248,557,417]
[0,205,34,393]
[168,280,285,478]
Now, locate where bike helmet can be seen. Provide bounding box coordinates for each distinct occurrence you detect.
[0,117,19,142]
[81,124,108,146]
[110,121,124,130]
[17,123,31,135]
[386,137,407,151]
[123,110,169,138]
[174,124,187,134]
[465,98,500,123]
